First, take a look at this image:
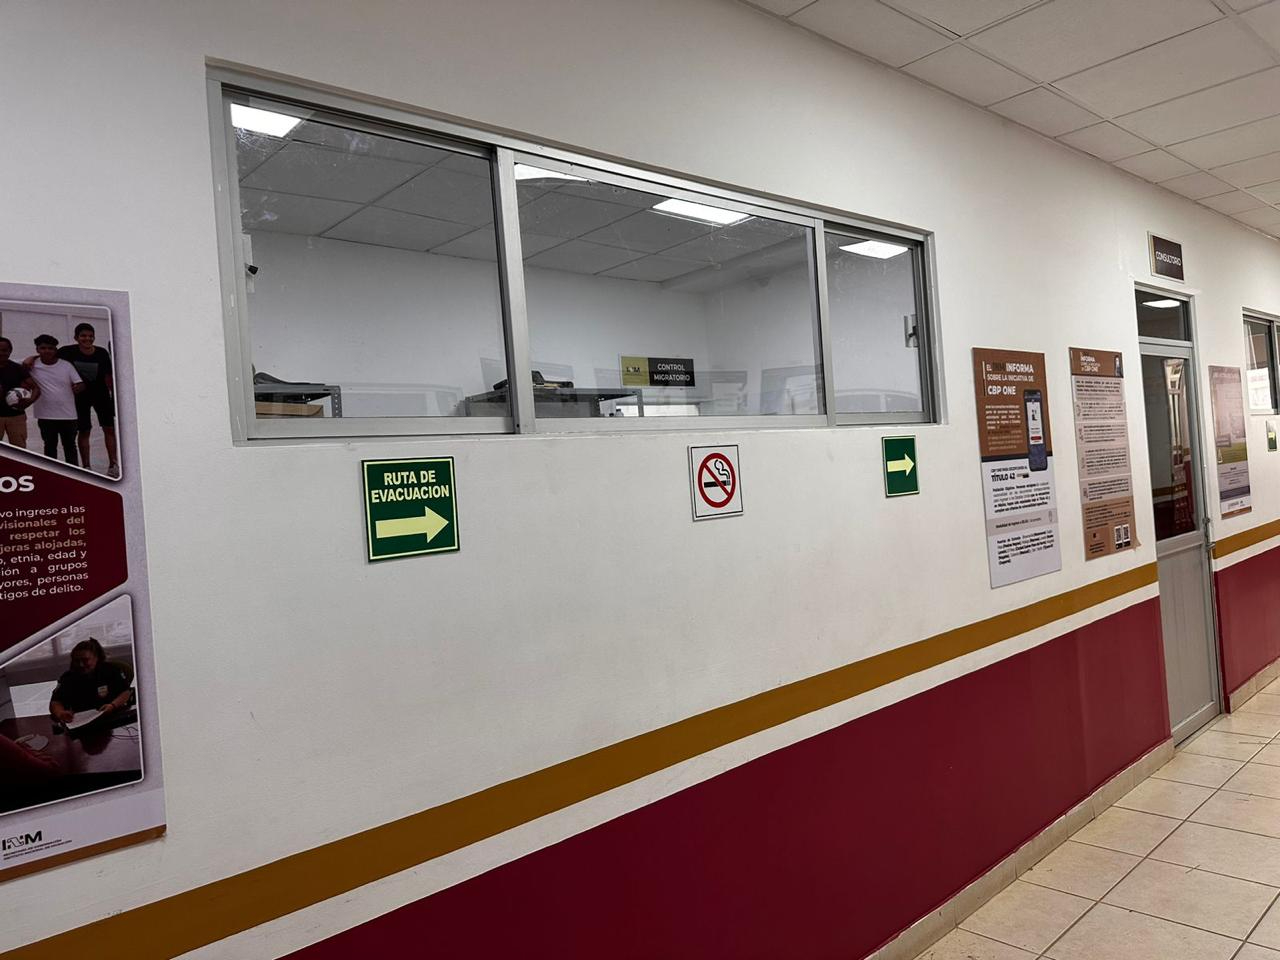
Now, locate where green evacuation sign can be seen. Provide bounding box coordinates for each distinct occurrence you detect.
[881,436,918,497]
[362,457,459,561]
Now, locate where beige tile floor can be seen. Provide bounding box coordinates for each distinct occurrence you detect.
[916,676,1280,960]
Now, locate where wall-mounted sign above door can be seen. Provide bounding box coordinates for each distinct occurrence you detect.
[1149,234,1184,282]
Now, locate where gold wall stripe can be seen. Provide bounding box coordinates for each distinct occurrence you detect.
[1213,519,1280,561]
[1,563,1158,960]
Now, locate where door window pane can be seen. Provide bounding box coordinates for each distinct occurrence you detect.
[1135,290,1190,340]
[505,165,821,419]
[1142,355,1198,540]
[825,233,923,414]
[229,96,508,419]
[1245,318,1277,411]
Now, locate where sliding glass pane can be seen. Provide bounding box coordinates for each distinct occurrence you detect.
[1244,318,1276,411]
[228,94,509,420]
[825,232,923,415]
[506,164,821,419]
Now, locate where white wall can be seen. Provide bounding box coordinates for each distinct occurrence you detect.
[4,0,1280,954]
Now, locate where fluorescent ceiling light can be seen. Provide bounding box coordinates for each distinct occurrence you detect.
[1143,299,1182,309]
[513,164,587,182]
[230,104,303,138]
[839,239,909,259]
[652,198,749,226]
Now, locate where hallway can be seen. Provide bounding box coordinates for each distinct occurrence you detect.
[921,681,1280,960]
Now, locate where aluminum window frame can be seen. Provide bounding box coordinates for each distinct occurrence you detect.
[1243,310,1280,415]
[207,67,940,441]
[819,224,935,426]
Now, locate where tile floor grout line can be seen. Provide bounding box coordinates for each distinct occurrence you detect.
[1231,886,1280,958]
[1034,898,1103,960]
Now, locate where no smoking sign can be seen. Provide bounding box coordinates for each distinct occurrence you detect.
[688,444,743,520]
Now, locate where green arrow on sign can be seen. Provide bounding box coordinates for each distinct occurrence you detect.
[886,453,915,476]
[362,457,460,561]
[881,436,919,498]
[375,507,450,542]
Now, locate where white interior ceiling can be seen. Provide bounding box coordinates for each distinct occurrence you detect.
[743,0,1280,239]
[235,118,812,288]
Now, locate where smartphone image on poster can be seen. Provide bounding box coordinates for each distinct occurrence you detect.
[1024,388,1047,471]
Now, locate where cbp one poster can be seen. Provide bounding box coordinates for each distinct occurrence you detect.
[973,348,1062,588]
[0,282,164,882]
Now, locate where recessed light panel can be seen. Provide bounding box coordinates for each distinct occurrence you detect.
[513,164,587,182]
[652,198,750,226]
[230,104,303,138]
[839,239,909,259]
[1143,299,1182,308]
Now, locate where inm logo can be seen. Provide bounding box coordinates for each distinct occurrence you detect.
[2,831,42,851]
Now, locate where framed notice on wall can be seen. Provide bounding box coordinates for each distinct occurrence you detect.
[1069,348,1138,559]
[0,282,164,882]
[972,348,1062,588]
[1208,365,1252,518]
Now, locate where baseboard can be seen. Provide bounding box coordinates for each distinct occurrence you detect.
[864,737,1175,960]
[1228,654,1280,713]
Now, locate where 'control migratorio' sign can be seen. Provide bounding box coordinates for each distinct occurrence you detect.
[362,457,459,561]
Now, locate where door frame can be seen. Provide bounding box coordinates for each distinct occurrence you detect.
[1136,283,1223,742]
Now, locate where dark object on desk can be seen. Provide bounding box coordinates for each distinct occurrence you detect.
[491,370,574,391]
[253,370,344,417]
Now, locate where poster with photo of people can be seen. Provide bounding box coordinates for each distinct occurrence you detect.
[0,301,120,480]
[0,283,163,883]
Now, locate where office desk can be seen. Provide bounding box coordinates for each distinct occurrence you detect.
[463,386,642,417]
[1,714,141,777]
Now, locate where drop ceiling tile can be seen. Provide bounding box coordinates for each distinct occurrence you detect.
[746,0,815,15]
[1251,179,1280,202]
[233,130,287,179]
[989,87,1101,136]
[525,240,643,275]
[322,207,474,251]
[289,121,451,167]
[1214,150,1280,187]
[903,44,1036,105]
[1115,68,1280,145]
[970,0,1223,82]
[1200,190,1267,214]
[1170,114,1280,169]
[580,210,716,254]
[377,166,496,226]
[517,193,637,239]
[556,181,659,208]
[1113,150,1197,181]
[600,256,709,282]
[1243,2,1280,47]
[239,189,362,236]
[242,142,424,204]
[431,228,562,262]
[661,219,801,264]
[1054,20,1272,118]
[891,0,1040,36]
[1160,170,1234,198]
[1058,122,1151,161]
[792,0,952,67]
[1234,205,1280,228]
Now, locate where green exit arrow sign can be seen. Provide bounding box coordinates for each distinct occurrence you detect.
[362,457,459,561]
[881,436,918,497]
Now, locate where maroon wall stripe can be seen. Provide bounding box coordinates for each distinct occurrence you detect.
[287,599,1166,960]
[1217,547,1280,696]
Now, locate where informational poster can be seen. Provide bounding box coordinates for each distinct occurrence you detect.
[0,283,163,882]
[1070,348,1138,560]
[973,349,1061,588]
[1208,365,1252,518]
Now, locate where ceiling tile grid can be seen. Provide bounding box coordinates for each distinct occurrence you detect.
[745,0,1280,239]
